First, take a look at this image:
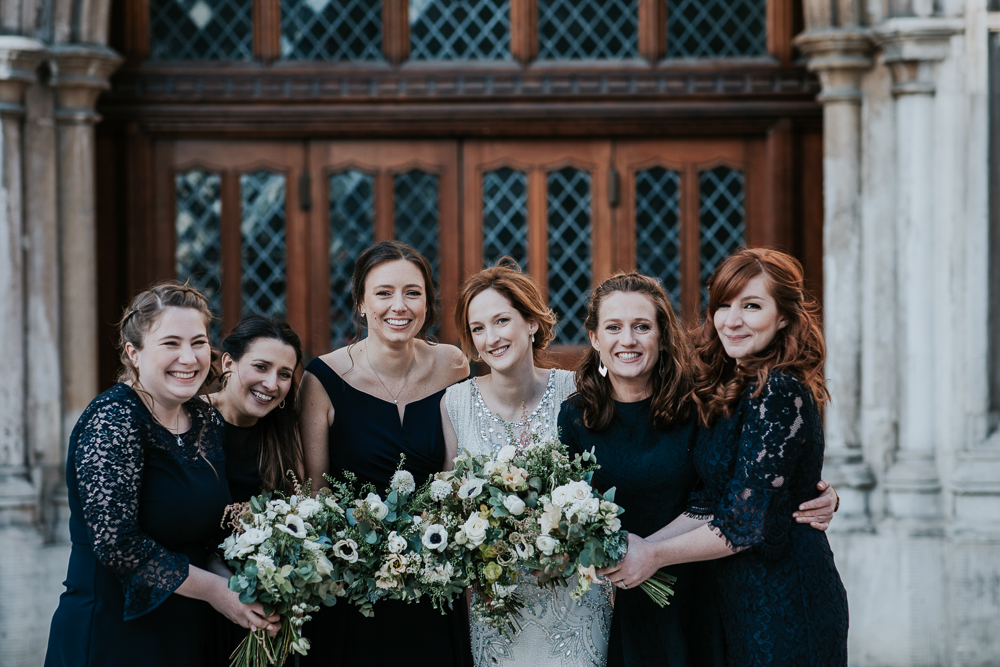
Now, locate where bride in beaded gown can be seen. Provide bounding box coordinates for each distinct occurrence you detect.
[442,265,612,667]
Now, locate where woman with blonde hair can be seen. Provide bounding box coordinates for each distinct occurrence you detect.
[45,283,278,667]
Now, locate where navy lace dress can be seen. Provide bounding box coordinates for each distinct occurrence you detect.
[559,396,727,667]
[687,372,849,667]
[45,383,231,667]
[301,358,472,667]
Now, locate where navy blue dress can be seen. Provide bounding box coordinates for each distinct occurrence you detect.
[560,396,727,667]
[301,358,472,667]
[45,383,230,667]
[688,372,849,666]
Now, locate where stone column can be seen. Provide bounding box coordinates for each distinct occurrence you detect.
[0,36,46,526]
[795,28,877,532]
[49,44,122,457]
[875,18,959,528]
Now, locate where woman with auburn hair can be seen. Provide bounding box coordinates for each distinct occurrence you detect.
[45,283,279,667]
[443,260,612,667]
[560,271,839,667]
[600,249,849,666]
[298,241,471,667]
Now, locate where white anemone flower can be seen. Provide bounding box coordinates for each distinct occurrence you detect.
[333,538,360,563]
[458,477,486,500]
[421,524,449,552]
[276,514,307,539]
[363,492,389,520]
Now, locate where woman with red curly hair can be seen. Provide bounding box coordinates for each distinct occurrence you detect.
[600,249,849,666]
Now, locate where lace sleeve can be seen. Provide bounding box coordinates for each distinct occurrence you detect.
[684,481,716,521]
[708,374,812,558]
[73,396,190,620]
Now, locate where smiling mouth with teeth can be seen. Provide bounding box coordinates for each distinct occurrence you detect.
[250,390,274,403]
[488,345,510,356]
[616,353,640,360]
[169,371,197,379]
[386,318,411,326]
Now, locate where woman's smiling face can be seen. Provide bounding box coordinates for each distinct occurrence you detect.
[466,288,536,373]
[126,306,211,407]
[713,274,787,361]
[221,337,297,425]
[359,259,428,344]
[590,291,661,391]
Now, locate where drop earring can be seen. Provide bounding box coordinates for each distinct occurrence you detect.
[531,331,536,344]
[598,361,608,378]
[278,398,286,409]
[658,353,666,377]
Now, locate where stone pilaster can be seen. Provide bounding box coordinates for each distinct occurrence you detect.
[875,18,962,530]
[795,28,877,531]
[49,44,122,467]
[0,36,47,527]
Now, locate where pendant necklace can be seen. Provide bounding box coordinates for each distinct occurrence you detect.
[365,344,415,405]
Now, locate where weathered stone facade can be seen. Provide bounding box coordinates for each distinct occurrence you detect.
[2,1,999,666]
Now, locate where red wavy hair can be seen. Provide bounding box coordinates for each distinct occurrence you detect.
[692,248,828,426]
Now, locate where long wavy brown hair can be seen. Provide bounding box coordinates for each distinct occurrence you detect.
[574,273,692,431]
[692,247,829,426]
[453,259,557,365]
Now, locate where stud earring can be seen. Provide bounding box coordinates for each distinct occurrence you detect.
[598,361,608,378]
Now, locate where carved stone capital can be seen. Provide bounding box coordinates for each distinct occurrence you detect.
[49,44,123,124]
[794,29,874,104]
[874,17,963,96]
[0,36,46,115]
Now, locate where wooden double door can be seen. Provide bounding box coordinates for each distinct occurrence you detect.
[153,137,788,361]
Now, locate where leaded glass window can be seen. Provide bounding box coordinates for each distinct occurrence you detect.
[329,171,375,348]
[547,168,591,344]
[667,0,766,58]
[394,170,440,284]
[150,0,253,61]
[240,172,287,319]
[538,0,638,60]
[482,168,528,268]
[281,0,383,61]
[410,0,511,60]
[175,171,223,341]
[699,166,745,307]
[635,167,681,308]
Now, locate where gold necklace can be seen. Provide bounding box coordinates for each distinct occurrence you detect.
[365,344,415,405]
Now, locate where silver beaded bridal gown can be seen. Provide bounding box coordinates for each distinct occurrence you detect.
[444,369,612,667]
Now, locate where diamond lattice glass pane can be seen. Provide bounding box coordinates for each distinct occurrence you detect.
[394,171,440,335]
[482,168,528,269]
[547,168,591,344]
[635,168,681,308]
[410,0,511,61]
[699,166,745,307]
[667,0,766,58]
[329,171,375,348]
[241,172,287,320]
[281,0,383,61]
[150,0,253,60]
[175,171,223,341]
[538,0,637,60]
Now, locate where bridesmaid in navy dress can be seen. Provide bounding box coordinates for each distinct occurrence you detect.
[298,241,471,667]
[603,250,849,666]
[205,315,305,663]
[44,283,279,667]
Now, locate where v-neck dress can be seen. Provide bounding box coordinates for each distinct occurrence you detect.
[300,357,472,667]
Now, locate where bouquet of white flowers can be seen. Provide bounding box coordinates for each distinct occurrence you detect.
[220,478,370,667]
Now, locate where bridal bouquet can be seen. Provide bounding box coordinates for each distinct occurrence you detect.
[219,478,369,667]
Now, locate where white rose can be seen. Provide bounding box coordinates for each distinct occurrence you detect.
[253,553,275,572]
[422,524,449,552]
[502,495,526,516]
[458,477,486,500]
[571,497,600,520]
[607,517,622,533]
[430,479,453,501]
[536,534,558,556]
[269,499,292,514]
[539,502,562,535]
[243,527,271,546]
[550,484,571,508]
[302,540,322,552]
[387,531,408,554]
[296,498,322,519]
[364,492,389,520]
[324,496,345,514]
[454,529,468,546]
[314,553,334,577]
[462,513,489,547]
[568,480,592,503]
[391,470,416,496]
[496,445,517,463]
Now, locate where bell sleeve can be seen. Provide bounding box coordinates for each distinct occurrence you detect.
[73,400,190,620]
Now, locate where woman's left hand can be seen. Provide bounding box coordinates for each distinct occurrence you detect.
[597,534,659,590]
[792,480,838,530]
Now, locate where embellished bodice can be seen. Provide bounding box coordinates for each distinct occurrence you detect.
[444,369,574,457]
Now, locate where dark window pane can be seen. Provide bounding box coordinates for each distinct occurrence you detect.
[150,0,253,61]
[667,0,766,58]
[240,172,287,319]
[699,166,745,307]
[547,168,591,344]
[410,0,511,61]
[482,168,528,269]
[635,167,681,309]
[175,171,223,341]
[281,0,383,61]
[538,0,638,60]
[329,171,375,348]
